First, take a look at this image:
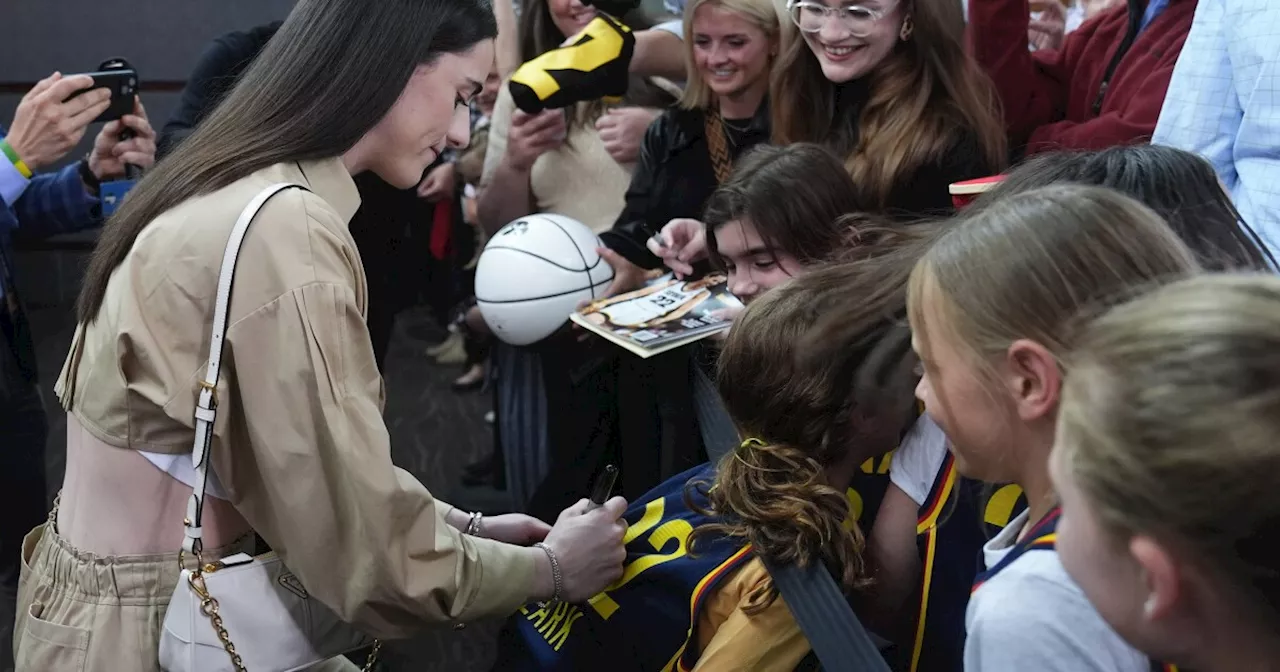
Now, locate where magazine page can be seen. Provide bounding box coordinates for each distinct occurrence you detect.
[570,273,743,357]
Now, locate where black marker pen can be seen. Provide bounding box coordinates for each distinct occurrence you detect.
[589,464,619,509]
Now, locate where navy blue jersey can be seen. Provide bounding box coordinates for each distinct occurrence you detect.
[496,452,894,671]
[907,454,1027,672]
[494,464,753,671]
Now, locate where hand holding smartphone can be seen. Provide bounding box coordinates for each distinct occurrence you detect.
[65,58,139,124]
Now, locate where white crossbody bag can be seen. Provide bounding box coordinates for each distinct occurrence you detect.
[158,183,379,672]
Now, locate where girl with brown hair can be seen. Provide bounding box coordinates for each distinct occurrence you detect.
[683,142,877,464]
[702,143,868,303]
[649,0,1007,272]
[1053,274,1280,671]
[773,0,1006,214]
[897,184,1197,671]
[494,229,929,671]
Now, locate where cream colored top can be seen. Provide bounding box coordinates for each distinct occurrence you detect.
[482,86,632,233]
[54,158,534,638]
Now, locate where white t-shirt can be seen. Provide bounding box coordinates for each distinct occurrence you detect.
[964,510,1150,671]
[889,414,950,506]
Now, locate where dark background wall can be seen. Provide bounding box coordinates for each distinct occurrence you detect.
[4,0,295,307]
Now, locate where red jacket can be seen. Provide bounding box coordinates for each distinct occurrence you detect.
[969,0,1197,155]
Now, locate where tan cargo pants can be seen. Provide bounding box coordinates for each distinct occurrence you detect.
[13,506,363,672]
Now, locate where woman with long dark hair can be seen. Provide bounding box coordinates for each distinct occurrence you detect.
[14,1,628,669]
[773,0,1005,212]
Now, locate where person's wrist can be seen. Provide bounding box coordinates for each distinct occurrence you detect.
[0,138,34,178]
[444,505,471,531]
[505,150,534,173]
[526,545,555,602]
[78,158,101,196]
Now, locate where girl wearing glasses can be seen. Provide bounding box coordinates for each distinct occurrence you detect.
[645,0,1005,307]
[774,0,1006,218]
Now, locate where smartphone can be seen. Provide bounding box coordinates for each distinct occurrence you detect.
[66,58,139,123]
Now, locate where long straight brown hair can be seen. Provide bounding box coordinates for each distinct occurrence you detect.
[771,0,1006,209]
[76,0,498,323]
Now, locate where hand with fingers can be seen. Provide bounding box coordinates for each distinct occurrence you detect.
[580,246,649,307]
[506,109,568,173]
[4,73,113,172]
[646,218,707,279]
[88,97,157,182]
[595,107,660,165]
[1028,0,1067,51]
[533,497,629,603]
[417,161,458,202]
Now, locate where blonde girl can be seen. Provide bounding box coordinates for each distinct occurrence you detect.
[1053,274,1280,671]
[900,184,1198,670]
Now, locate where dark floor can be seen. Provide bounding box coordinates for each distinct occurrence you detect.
[29,305,510,672]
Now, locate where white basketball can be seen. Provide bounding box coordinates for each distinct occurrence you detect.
[475,213,614,346]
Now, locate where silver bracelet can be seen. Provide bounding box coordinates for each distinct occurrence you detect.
[464,511,483,537]
[533,542,563,607]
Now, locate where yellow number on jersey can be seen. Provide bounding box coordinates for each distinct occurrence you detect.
[587,497,693,620]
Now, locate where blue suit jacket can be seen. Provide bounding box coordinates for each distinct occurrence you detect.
[0,126,102,249]
[0,125,101,385]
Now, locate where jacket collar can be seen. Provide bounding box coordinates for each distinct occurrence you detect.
[294,158,361,224]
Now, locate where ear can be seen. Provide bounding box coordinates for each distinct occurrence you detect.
[1003,339,1060,422]
[1130,535,1181,623]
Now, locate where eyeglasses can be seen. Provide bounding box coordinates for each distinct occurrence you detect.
[785,0,898,37]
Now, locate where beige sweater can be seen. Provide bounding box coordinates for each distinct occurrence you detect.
[481,85,632,233]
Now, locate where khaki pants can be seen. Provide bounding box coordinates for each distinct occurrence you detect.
[13,521,362,672]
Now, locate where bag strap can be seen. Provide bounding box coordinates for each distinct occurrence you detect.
[762,558,893,672]
[182,183,307,555]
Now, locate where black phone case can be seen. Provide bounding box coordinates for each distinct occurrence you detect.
[66,57,138,123]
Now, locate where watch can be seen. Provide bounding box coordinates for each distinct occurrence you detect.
[78,158,101,195]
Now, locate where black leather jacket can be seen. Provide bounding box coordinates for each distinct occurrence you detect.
[600,102,771,270]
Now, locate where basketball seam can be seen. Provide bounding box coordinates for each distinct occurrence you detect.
[545,218,605,300]
[476,276,612,304]
[483,245,604,273]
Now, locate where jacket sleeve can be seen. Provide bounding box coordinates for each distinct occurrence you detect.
[217,207,536,638]
[10,162,101,240]
[1022,54,1178,152]
[968,0,1103,148]
[598,115,672,270]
